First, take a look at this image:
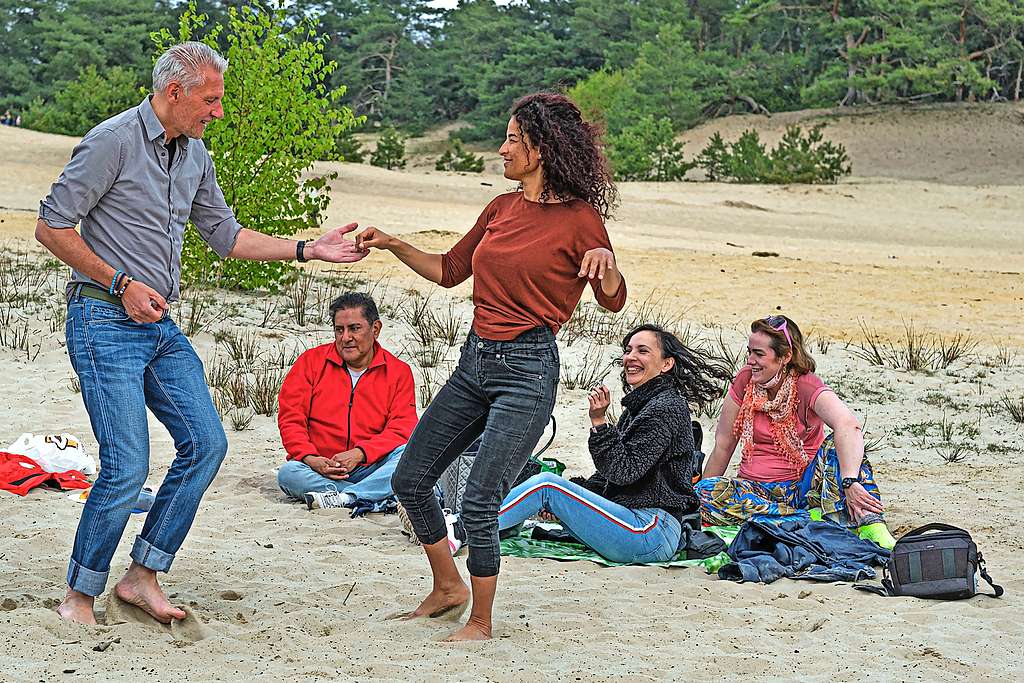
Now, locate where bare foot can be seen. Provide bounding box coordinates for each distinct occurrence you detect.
[443,617,491,641]
[390,583,470,621]
[114,564,185,624]
[56,589,97,625]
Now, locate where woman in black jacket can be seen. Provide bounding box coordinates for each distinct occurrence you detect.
[497,324,731,563]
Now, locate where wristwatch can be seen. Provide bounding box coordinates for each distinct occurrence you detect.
[841,477,859,490]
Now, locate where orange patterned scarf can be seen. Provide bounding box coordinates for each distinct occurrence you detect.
[733,370,810,470]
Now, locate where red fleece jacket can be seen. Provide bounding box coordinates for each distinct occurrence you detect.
[277,341,417,465]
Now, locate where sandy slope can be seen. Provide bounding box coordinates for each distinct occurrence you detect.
[1,104,1023,681]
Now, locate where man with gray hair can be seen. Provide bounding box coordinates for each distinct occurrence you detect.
[36,42,367,625]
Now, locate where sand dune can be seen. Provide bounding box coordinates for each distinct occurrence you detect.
[1,105,1023,681]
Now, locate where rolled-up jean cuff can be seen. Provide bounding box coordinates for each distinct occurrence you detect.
[67,558,109,597]
[130,535,175,573]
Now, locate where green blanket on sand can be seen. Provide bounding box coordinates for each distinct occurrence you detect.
[499,524,739,571]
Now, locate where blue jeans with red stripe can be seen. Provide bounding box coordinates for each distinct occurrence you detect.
[498,472,682,564]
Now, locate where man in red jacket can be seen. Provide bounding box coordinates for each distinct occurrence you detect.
[277,292,416,509]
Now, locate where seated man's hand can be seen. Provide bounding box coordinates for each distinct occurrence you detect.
[303,455,351,480]
[330,448,366,475]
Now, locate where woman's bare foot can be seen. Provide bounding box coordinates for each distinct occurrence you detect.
[392,582,470,620]
[55,589,97,625]
[443,616,492,641]
[113,563,185,624]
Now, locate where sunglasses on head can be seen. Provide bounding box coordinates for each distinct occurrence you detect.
[763,315,793,348]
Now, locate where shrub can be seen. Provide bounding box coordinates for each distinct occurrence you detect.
[607,115,695,182]
[370,127,406,170]
[24,65,143,137]
[435,138,484,173]
[696,124,850,184]
[336,124,365,163]
[152,2,361,291]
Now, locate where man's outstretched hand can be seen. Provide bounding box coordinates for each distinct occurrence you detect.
[310,223,369,264]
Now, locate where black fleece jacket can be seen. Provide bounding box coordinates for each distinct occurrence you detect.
[577,374,699,520]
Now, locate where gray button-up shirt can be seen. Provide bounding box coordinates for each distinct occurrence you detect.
[39,96,242,302]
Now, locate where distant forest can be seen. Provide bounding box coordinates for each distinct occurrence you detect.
[2,0,1022,142]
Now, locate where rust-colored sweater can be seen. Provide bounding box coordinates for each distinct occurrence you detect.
[440,192,627,340]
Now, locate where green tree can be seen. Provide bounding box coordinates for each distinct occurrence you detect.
[1,0,173,115]
[435,138,484,173]
[370,126,406,169]
[607,115,694,182]
[23,64,143,136]
[696,125,850,184]
[152,1,360,289]
[336,125,366,163]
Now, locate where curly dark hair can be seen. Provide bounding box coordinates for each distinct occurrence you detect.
[620,324,733,411]
[510,92,618,220]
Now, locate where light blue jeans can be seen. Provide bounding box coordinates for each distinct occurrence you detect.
[65,294,227,597]
[498,472,682,564]
[277,444,405,502]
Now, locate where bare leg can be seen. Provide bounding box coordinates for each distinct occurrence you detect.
[113,562,186,623]
[56,588,98,625]
[444,574,496,641]
[395,538,469,619]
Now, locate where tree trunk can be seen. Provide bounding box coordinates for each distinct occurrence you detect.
[1015,59,1022,102]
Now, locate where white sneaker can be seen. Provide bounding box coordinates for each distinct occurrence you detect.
[304,490,353,510]
[444,510,467,556]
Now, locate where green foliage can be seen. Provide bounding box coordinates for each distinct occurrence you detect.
[336,126,366,163]
[4,1,1024,146]
[0,0,173,113]
[370,127,406,170]
[434,138,483,173]
[607,115,694,182]
[696,125,851,185]
[23,65,142,136]
[151,2,360,290]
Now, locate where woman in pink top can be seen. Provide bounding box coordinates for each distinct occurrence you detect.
[697,316,896,549]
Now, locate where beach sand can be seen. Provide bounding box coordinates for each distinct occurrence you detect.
[1,104,1022,681]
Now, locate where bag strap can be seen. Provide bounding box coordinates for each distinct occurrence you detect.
[978,552,1004,598]
[852,564,895,597]
[532,416,557,459]
[902,522,968,537]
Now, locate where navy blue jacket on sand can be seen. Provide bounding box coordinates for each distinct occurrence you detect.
[719,518,890,584]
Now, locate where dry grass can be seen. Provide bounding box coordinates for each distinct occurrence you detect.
[1000,394,1024,424]
[561,344,615,391]
[850,319,976,372]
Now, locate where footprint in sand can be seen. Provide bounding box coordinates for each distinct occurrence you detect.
[102,594,215,643]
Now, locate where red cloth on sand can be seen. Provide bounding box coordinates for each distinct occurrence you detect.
[0,451,91,496]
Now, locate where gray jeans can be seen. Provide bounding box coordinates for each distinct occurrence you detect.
[392,328,559,577]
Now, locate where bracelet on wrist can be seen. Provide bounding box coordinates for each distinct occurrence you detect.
[115,275,134,298]
[296,239,308,263]
[109,270,123,296]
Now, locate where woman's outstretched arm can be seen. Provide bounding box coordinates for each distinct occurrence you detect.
[357,226,443,284]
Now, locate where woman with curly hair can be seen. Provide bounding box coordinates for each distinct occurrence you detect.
[497,325,731,564]
[357,92,626,640]
[697,316,897,548]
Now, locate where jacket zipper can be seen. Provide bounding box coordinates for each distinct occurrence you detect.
[346,380,357,450]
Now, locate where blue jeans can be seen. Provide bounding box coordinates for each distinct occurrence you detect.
[64,295,227,596]
[392,328,559,577]
[277,445,405,502]
[498,472,682,563]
